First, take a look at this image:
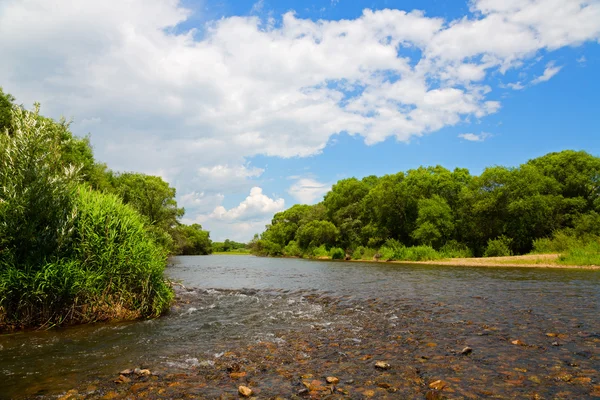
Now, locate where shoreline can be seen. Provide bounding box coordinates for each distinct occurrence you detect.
[303,253,600,270]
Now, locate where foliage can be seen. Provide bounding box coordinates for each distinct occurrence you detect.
[212,239,247,253]
[283,240,302,257]
[412,195,454,248]
[109,173,184,251]
[484,236,513,257]
[173,224,212,255]
[253,149,600,264]
[439,240,473,258]
[0,104,79,268]
[558,239,600,266]
[0,96,175,331]
[296,220,339,250]
[312,245,329,258]
[329,247,345,260]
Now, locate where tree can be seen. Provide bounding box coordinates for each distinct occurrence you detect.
[411,195,454,248]
[110,173,184,250]
[295,220,339,250]
[173,224,212,255]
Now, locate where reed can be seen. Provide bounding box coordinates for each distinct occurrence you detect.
[0,105,172,331]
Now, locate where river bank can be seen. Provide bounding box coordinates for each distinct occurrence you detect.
[341,253,600,269]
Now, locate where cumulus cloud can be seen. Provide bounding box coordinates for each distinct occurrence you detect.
[531,62,563,84]
[458,132,492,142]
[288,178,331,204]
[0,0,599,238]
[209,187,284,221]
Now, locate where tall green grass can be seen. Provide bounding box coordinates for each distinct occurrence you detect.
[533,231,600,266]
[0,105,172,330]
[0,188,173,330]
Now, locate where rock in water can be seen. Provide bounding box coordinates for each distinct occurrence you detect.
[429,380,447,390]
[238,385,253,397]
[114,375,131,384]
[374,361,391,370]
[326,376,340,384]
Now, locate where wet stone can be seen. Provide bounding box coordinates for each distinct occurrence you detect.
[461,346,473,355]
[374,361,391,370]
[238,385,253,397]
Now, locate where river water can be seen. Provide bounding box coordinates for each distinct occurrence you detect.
[1,256,599,398]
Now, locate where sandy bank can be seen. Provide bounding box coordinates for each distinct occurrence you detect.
[352,253,600,270]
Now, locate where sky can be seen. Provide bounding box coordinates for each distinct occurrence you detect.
[1,0,599,242]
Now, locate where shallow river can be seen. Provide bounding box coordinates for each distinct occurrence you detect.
[1,256,599,399]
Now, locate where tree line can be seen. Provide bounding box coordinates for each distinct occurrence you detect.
[251,150,600,263]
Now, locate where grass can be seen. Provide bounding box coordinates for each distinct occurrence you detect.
[558,241,600,266]
[0,187,173,331]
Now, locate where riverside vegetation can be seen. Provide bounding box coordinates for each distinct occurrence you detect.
[0,88,213,331]
[251,150,600,266]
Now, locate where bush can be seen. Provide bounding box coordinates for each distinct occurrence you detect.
[403,245,441,261]
[352,246,365,260]
[312,245,329,258]
[439,240,473,258]
[0,105,78,268]
[0,188,173,330]
[0,106,173,330]
[484,236,513,257]
[283,240,302,257]
[329,247,345,260]
[558,239,600,266]
[361,247,378,260]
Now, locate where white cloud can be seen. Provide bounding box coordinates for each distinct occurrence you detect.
[0,0,599,239]
[505,82,525,90]
[209,187,284,221]
[250,0,265,14]
[531,62,563,84]
[288,178,331,204]
[458,132,492,142]
[577,56,587,64]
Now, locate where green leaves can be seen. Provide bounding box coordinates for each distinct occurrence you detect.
[253,150,600,260]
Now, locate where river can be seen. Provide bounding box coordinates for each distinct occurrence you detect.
[1,255,599,398]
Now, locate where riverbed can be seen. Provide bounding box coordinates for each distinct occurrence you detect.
[1,256,599,398]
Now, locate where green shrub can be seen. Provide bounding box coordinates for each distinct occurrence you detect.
[329,247,345,260]
[0,188,173,329]
[403,245,441,261]
[558,239,600,266]
[0,105,78,268]
[0,106,173,330]
[312,245,329,258]
[439,240,473,258]
[361,247,378,260]
[484,236,513,257]
[352,246,365,260]
[283,240,302,257]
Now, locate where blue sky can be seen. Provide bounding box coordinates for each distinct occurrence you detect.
[0,0,599,241]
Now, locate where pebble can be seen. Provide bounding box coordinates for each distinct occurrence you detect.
[374,361,391,370]
[119,369,133,375]
[326,376,339,384]
[429,380,447,390]
[238,385,253,397]
[114,375,131,384]
[461,346,473,355]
